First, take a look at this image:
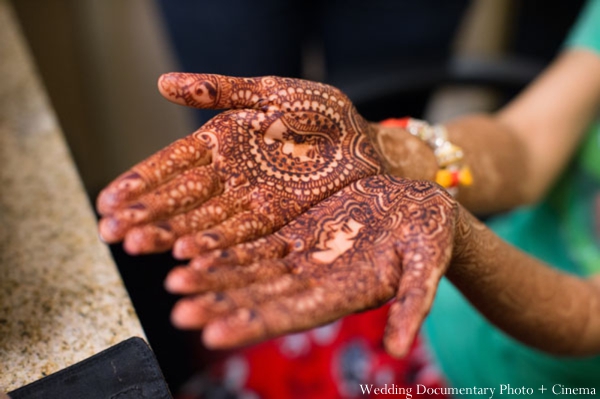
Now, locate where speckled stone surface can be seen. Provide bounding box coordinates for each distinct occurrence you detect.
[0,0,145,392]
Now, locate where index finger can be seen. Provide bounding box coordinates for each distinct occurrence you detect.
[96,128,214,215]
[158,73,276,110]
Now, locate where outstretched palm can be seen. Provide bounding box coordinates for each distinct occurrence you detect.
[164,175,457,358]
[97,74,383,258]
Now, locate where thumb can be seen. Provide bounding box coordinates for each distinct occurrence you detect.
[384,239,452,358]
[158,73,272,110]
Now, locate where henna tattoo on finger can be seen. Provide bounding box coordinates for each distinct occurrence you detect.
[98,75,384,254]
[168,175,457,357]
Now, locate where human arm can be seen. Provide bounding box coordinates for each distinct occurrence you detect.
[94,60,600,357]
[449,208,600,356]
[422,43,600,354]
[375,48,600,215]
[164,175,600,357]
[368,10,600,355]
[96,41,600,254]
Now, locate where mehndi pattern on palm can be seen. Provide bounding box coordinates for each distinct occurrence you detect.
[165,175,457,358]
[97,74,382,258]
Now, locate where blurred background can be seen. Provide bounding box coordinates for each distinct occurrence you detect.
[9,0,585,197]
[8,0,585,393]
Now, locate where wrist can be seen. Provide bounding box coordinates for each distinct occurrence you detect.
[449,204,474,265]
[369,122,438,180]
[446,205,489,285]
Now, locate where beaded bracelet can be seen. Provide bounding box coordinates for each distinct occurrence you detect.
[380,117,473,196]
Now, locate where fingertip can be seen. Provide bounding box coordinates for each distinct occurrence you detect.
[98,172,147,214]
[384,335,410,359]
[96,193,107,216]
[157,72,181,98]
[170,299,201,330]
[158,72,220,109]
[124,225,175,255]
[173,236,200,259]
[203,309,263,349]
[164,267,189,293]
[383,299,423,359]
[158,72,182,85]
[202,322,227,349]
[98,217,123,244]
[202,318,245,349]
[157,72,174,84]
[123,230,146,255]
[100,209,148,243]
[96,189,117,215]
[170,301,188,328]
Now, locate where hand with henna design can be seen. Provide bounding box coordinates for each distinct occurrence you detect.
[97,73,384,258]
[164,175,457,358]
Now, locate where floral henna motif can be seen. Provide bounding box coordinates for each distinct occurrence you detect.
[165,175,458,358]
[97,74,383,257]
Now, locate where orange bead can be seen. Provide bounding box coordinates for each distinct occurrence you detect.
[458,166,473,186]
[435,169,453,188]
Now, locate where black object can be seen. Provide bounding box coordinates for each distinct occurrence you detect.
[8,337,172,399]
[107,245,195,390]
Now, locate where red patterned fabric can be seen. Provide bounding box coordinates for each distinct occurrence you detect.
[177,304,449,399]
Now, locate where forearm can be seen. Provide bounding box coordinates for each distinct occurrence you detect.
[374,49,600,215]
[373,116,530,215]
[497,49,600,200]
[447,206,600,356]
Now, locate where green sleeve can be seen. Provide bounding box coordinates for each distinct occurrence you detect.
[565,0,600,53]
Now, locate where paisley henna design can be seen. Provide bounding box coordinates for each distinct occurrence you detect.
[97,74,383,256]
[165,175,457,358]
